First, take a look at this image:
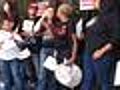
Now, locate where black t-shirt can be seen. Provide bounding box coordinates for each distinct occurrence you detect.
[85,9,120,56]
[53,18,76,58]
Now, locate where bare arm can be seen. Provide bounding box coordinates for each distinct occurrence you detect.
[69,33,78,63]
[93,43,112,60]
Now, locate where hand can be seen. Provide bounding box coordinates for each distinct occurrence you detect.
[64,58,74,65]
[92,49,104,61]
[94,0,100,9]
[42,9,49,19]
[21,32,31,37]
[67,54,76,65]
[12,32,23,42]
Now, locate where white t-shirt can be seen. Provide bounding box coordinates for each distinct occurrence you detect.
[0,30,22,60]
[22,20,34,34]
[76,16,98,38]
[22,17,43,34]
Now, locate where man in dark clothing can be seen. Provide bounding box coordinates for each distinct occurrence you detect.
[81,0,120,90]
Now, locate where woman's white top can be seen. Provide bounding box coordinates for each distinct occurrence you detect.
[0,30,31,60]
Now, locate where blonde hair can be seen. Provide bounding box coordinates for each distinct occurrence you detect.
[57,4,73,17]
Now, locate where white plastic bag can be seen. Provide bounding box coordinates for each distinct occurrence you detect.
[43,56,58,71]
[114,61,120,86]
[55,64,82,88]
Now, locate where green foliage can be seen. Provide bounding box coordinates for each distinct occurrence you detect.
[18,0,29,17]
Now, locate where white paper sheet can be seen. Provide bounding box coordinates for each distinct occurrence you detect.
[114,61,120,86]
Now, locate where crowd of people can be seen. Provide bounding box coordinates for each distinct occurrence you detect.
[0,0,120,90]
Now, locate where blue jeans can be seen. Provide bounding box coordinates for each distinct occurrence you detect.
[32,53,40,79]
[81,51,114,90]
[0,59,25,90]
[37,47,57,90]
